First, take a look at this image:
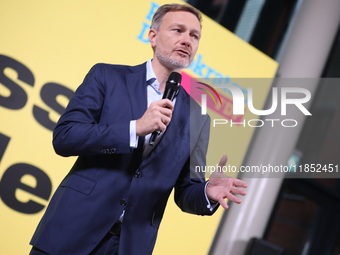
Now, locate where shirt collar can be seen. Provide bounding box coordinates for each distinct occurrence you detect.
[146,59,162,95]
[146,59,156,83]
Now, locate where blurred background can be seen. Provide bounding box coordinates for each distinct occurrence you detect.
[186,0,340,254]
[1,0,340,254]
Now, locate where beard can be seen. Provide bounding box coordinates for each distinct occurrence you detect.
[155,48,191,70]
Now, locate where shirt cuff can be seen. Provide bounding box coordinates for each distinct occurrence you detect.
[130,120,139,148]
[204,181,218,211]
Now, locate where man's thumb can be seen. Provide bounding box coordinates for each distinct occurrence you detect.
[218,155,228,168]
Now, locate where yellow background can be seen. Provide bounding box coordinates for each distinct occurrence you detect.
[0,0,277,254]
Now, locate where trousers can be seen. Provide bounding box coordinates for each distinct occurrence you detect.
[30,230,120,255]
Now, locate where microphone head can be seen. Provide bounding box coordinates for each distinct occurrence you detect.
[163,72,181,100]
[168,72,182,84]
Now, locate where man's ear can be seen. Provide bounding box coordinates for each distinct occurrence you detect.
[149,29,157,47]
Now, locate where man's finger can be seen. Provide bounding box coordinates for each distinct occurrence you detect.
[159,107,173,118]
[218,155,228,167]
[233,179,248,188]
[226,193,242,204]
[231,187,247,196]
[218,198,229,209]
[159,99,174,110]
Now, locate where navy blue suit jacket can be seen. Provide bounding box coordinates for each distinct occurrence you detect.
[30,62,216,255]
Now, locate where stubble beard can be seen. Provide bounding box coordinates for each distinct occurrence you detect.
[155,49,191,71]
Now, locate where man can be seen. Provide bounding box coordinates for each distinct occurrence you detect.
[29,3,247,255]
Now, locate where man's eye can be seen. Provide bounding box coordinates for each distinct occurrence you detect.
[191,34,199,40]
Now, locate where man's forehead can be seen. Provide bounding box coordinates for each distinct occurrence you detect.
[161,11,201,31]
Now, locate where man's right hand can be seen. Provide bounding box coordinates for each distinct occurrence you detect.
[136,99,174,136]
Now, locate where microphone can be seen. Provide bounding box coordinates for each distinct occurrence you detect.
[149,72,182,146]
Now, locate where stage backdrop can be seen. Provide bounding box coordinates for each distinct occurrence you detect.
[0,0,278,254]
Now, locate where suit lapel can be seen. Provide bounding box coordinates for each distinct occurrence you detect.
[124,64,147,165]
[125,64,148,120]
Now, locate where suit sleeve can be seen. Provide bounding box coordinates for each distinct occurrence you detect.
[174,113,219,215]
[52,64,131,157]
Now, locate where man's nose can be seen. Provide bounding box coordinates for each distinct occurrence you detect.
[180,33,191,47]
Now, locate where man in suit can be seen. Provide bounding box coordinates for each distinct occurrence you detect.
[29,3,247,255]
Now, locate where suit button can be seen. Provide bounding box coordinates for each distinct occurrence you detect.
[120,199,127,206]
[134,169,142,178]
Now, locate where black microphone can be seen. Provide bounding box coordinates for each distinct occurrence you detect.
[149,72,182,146]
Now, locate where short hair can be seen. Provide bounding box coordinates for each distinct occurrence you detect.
[150,3,202,30]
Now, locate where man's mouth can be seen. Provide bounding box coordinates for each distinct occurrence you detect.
[176,49,190,57]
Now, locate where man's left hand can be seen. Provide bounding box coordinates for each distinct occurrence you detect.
[206,155,248,209]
